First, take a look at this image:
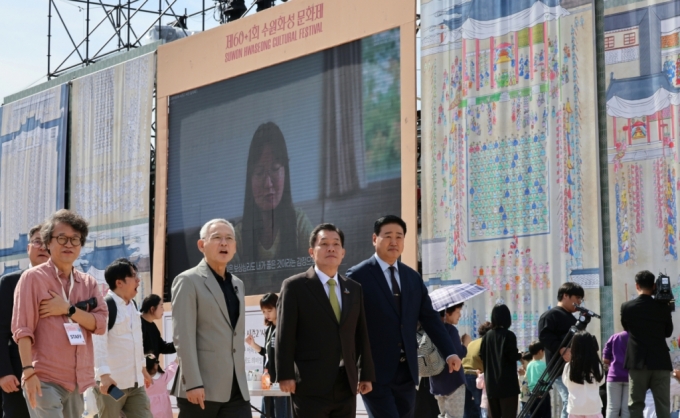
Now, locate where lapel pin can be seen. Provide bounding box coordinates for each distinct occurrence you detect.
[343,288,350,294]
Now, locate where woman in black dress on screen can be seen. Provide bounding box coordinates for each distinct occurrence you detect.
[140,294,176,361]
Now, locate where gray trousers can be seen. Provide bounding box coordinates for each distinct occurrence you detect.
[606,381,630,418]
[92,384,152,418]
[435,384,466,418]
[24,382,83,418]
[629,369,671,418]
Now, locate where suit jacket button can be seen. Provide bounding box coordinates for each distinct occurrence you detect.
[398,343,402,347]
[233,348,236,353]
[234,332,237,336]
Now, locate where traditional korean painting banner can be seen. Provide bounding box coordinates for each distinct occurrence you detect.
[605,0,680,363]
[0,85,68,275]
[421,0,603,349]
[70,53,155,300]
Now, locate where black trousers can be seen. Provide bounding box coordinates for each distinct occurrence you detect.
[527,392,551,418]
[487,396,518,418]
[177,373,250,418]
[414,377,439,418]
[1,388,30,418]
[291,367,355,418]
[362,361,416,418]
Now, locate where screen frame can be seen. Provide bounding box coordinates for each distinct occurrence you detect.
[153,0,417,303]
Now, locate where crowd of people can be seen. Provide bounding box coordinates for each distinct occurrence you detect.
[0,210,176,418]
[0,209,678,418]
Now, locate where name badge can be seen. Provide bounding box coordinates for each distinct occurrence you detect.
[64,323,86,346]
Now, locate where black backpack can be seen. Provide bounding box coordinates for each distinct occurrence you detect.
[105,294,138,331]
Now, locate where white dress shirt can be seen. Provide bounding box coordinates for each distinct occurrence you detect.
[374,253,401,292]
[314,266,342,309]
[94,290,145,389]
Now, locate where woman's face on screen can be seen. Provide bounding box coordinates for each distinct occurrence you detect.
[252,145,285,211]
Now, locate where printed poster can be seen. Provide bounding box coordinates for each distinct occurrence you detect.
[420,0,603,349]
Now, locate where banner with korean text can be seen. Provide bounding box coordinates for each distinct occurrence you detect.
[0,85,68,274]
[70,53,155,301]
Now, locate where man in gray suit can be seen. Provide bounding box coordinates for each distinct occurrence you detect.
[171,219,250,418]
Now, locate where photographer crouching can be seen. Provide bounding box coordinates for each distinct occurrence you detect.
[621,270,674,418]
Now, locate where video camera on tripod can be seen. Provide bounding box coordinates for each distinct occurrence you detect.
[654,272,676,312]
[572,304,601,320]
[517,303,601,418]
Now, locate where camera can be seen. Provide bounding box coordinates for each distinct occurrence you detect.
[74,297,98,312]
[654,273,675,312]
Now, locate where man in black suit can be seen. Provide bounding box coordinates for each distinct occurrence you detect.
[0,224,49,418]
[346,215,461,418]
[621,270,674,418]
[276,223,375,418]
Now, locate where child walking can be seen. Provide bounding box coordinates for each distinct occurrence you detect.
[525,341,551,418]
[430,302,468,418]
[145,355,178,418]
[563,331,605,418]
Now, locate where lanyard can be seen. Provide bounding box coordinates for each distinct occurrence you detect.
[56,267,75,323]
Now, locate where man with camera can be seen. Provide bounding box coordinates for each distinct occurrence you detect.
[0,224,49,418]
[621,270,674,418]
[93,258,152,418]
[11,210,108,418]
[538,282,585,418]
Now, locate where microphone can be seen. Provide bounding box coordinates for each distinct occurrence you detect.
[573,303,601,318]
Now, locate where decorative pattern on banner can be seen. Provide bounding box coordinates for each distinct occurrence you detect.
[70,54,154,300]
[615,163,644,266]
[605,0,680,359]
[421,0,602,345]
[0,85,68,275]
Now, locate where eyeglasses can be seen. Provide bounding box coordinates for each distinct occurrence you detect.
[51,235,83,247]
[253,165,284,181]
[209,235,234,243]
[29,239,44,248]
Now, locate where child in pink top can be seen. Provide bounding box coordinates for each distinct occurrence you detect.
[145,356,178,418]
[477,371,488,418]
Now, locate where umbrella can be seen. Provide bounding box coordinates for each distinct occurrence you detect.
[429,283,487,312]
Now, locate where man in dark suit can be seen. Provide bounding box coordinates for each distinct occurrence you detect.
[621,270,674,418]
[276,223,375,418]
[346,215,461,418]
[0,224,49,418]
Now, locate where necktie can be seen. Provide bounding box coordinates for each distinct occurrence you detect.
[389,266,401,315]
[328,278,341,322]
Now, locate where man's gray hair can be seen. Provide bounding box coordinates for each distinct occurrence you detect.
[199,219,235,239]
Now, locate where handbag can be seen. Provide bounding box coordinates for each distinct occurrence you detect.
[416,330,445,377]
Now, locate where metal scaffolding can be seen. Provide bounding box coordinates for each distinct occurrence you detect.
[46,0,216,79]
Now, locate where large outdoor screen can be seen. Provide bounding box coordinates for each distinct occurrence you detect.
[166,28,401,295]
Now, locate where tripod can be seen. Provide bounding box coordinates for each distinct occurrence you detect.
[517,305,601,418]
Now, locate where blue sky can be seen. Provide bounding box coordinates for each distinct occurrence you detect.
[1,1,421,103]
